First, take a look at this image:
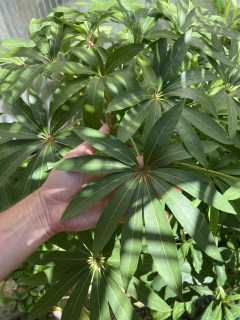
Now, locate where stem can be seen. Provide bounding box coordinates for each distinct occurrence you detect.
[97,27,103,47]
[172,161,240,182]
[50,77,61,83]
[126,28,128,45]
[101,119,105,126]
[103,77,111,103]
[130,137,140,157]
[60,118,83,133]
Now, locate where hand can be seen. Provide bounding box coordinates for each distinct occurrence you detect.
[39,124,113,234]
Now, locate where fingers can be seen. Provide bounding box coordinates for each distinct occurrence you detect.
[64,124,110,159]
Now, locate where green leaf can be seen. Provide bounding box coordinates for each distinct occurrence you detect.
[117,99,152,142]
[143,100,161,145]
[151,143,192,166]
[181,7,209,30]
[227,302,240,314]
[105,43,145,74]
[52,155,132,173]
[165,87,217,118]
[144,101,184,166]
[70,47,99,72]
[0,141,40,186]
[212,89,228,112]
[144,180,183,298]
[194,25,240,41]
[107,88,151,112]
[212,304,222,320]
[43,62,97,77]
[150,176,223,262]
[61,172,134,222]
[163,69,218,91]
[177,0,189,29]
[0,38,29,48]
[83,76,104,129]
[227,95,238,140]
[49,76,89,118]
[28,265,88,320]
[92,176,138,257]
[49,13,64,60]
[182,106,232,145]
[73,127,138,167]
[153,38,167,77]
[90,271,111,320]
[151,168,235,214]
[224,182,240,200]
[53,130,83,148]
[30,31,51,59]
[1,47,47,63]
[160,30,192,88]
[29,89,48,134]
[121,180,143,291]
[224,305,234,320]
[2,90,41,132]
[190,244,202,273]
[215,265,227,286]
[26,251,87,266]
[61,269,92,320]
[138,57,158,91]
[214,0,225,14]
[0,177,16,211]
[102,271,139,320]
[208,206,219,236]
[0,122,41,140]
[0,140,38,161]
[50,95,86,134]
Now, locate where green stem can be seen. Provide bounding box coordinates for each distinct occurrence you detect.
[97,27,103,47]
[130,137,140,157]
[50,76,61,83]
[126,28,128,45]
[60,118,83,133]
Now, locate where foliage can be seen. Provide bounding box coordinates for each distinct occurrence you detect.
[2,0,240,319]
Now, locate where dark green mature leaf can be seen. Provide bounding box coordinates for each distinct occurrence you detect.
[138,57,158,91]
[118,99,152,142]
[0,141,40,186]
[49,12,64,61]
[52,155,132,173]
[70,47,99,72]
[61,269,92,320]
[74,127,138,167]
[151,168,235,214]
[53,130,83,148]
[49,76,89,117]
[0,123,40,139]
[26,251,87,266]
[163,69,218,91]
[107,88,151,112]
[30,31,51,59]
[61,172,134,222]
[182,106,232,145]
[144,181,183,299]
[193,25,240,41]
[177,0,189,30]
[143,100,161,144]
[93,176,138,257]
[105,43,145,74]
[28,265,88,320]
[152,143,191,165]
[102,271,139,320]
[212,89,228,112]
[43,62,97,77]
[1,47,47,63]
[144,101,184,166]
[0,140,37,161]
[0,177,16,211]
[1,68,26,92]
[90,271,111,320]
[121,180,143,291]
[227,95,238,140]
[150,176,223,262]
[51,95,86,134]
[29,89,48,134]
[160,30,192,88]
[83,76,104,129]
[153,38,167,77]
[181,7,209,30]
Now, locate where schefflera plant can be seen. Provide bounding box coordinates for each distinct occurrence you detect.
[50,101,235,301]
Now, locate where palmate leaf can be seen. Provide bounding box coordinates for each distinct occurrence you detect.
[138,57,158,91]
[26,251,87,266]
[144,101,184,166]
[1,47,47,63]
[0,177,16,211]
[92,176,138,257]
[30,31,51,60]
[52,155,132,173]
[43,62,97,77]
[143,99,161,145]
[0,139,38,161]
[150,176,223,262]
[177,0,189,30]
[144,180,183,299]
[227,95,238,140]
[70,47,100,72]
[153,38,167,78]
[49,12,64,61]
[53,130,83,148]
[29,89,48,134]
[193,25,240,41]
[120,180,143,291]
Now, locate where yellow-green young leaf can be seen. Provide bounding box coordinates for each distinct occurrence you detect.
[150,176,223,262]
[190,244,202,274]
[227,302,240,314]
[208,206,219,236]
[52,155,132,173]
[49,76,89,118]
[2,90,41,132]
[49,12,64,60]
[177,0,189,30]
[1,47,47,63]
[224,181,240,200]
[22,266,77,286]
[105,43,145,74]
[151,168,235,214]
[182,106,232,145]
[29,89,48,134]
[215,265,227,286]
[30,31,51,59]
[43,62,97,77]
[26,251,87,266]
[0,38,29,47]
[27,265,88,320]
[144,101,184,166]
[61,269,92,320]
[224,305,234,320]
[144,180,183,299]
[0,141,40,186]
[90,271,110,320]
[138,57,158,91]
[70,47,99,72]
[50,95,86,134]
[117,99,152,143]
[153,38,167,77]
[61,172,135,222]
[199,300,214,319]
[73,127,138,167]
[143,100,161,144]
[121,180,143,291]
[92,176,138,257]
[83,76,104,129]
[102,271,139,320]
[212,303,222,320]
[227,95,238,140]
[172,301,185,320]
[107,88,151,112]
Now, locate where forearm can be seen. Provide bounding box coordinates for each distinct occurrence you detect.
[0,190,53,280]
